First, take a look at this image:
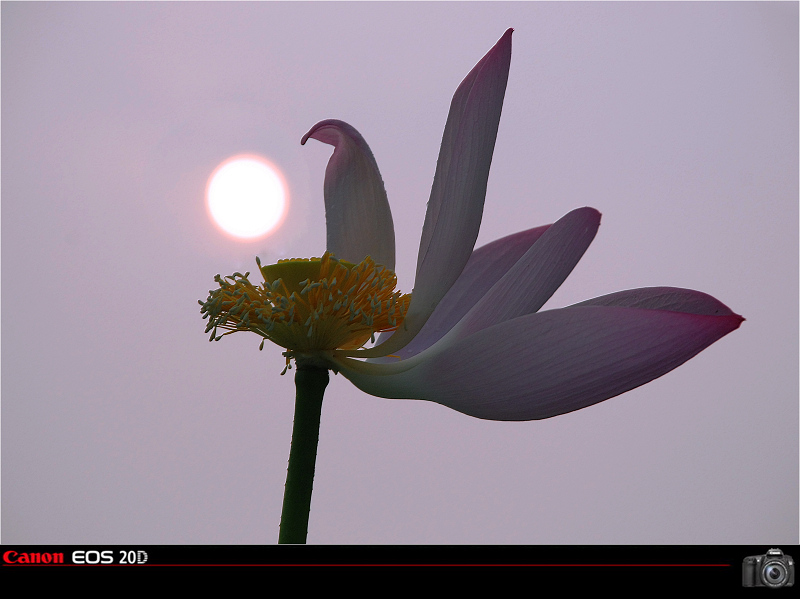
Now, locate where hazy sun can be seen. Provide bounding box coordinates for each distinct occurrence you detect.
[206,155,288,240]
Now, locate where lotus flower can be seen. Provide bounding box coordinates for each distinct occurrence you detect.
[201,28,742,422]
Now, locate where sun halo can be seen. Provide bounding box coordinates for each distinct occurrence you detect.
[206,155,288,240]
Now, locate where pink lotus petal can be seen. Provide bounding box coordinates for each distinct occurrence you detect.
[302,119,395,269]
[568,287,736,315]
[370,224,551,362]
[338,304,743,421]
[361,29,513,357]
[451,207,600,340]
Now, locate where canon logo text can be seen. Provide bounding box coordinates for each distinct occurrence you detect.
[4,551,64,564]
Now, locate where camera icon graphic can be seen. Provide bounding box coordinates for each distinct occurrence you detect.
[742,548,794,588]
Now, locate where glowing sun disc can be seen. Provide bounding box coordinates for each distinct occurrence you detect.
[206,155,288,239]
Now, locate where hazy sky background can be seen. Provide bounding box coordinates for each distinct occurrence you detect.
[3,2,797,544]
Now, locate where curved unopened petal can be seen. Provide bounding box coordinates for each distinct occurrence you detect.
[369,224,551,362]
[338,304,743,421]
[359,29,513,357]
[302,119,395,270]
[451,207,600,340]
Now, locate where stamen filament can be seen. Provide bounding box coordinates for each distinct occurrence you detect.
[199,252,411,358]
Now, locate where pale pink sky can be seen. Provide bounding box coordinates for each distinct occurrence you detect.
[3,2,797,544]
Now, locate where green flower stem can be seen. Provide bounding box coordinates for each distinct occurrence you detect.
[278,365,329,544]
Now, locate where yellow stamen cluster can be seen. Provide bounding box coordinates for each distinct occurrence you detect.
[199,252,411,355]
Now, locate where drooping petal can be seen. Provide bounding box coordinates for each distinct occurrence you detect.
[568,287,737,315]
[336,304,743,421]
[302,119,395,270]
[358,29,513,357]
[449,207,600,340]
